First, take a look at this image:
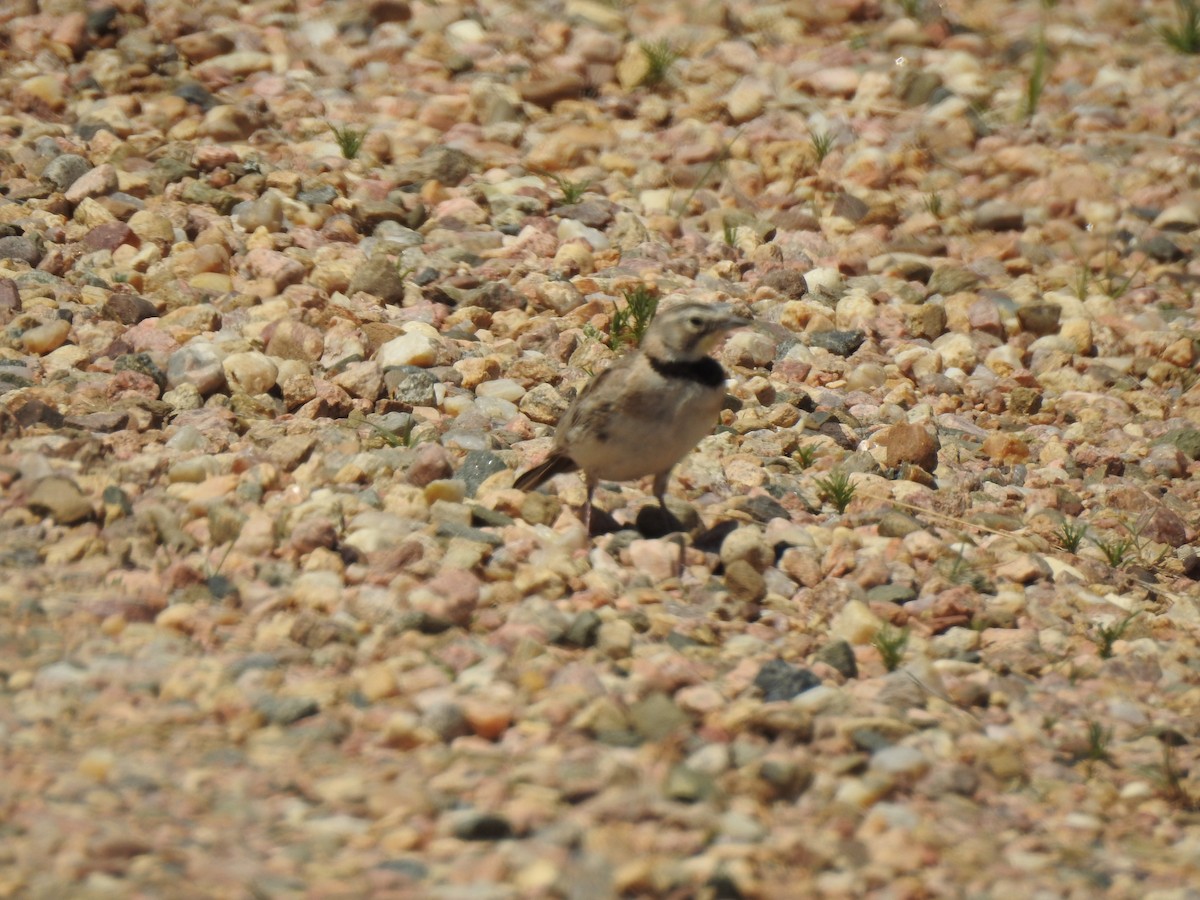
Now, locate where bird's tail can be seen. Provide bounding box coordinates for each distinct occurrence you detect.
[514,453,578,491]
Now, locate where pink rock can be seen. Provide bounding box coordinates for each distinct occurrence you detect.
[967,296,1004,338]
[193,146,240,171]
[406,442,453,486]
[295,379,353,419]
[265,319,324,362]
[241,248,306,291]
[331,360,383,401]
[994,553,1052,584]
[64,164,118,203]
[408,569,480,627]
[83,221,138,251]
[430,197,488,225]
[51,12,88,55]
[121,318,182,354]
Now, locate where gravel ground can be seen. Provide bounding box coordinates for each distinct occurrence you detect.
[2,0,1200,897]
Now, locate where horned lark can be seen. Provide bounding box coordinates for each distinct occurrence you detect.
[514,302,751,532]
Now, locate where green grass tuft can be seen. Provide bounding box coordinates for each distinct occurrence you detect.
[639,39,680,88]
[794,445,818,470]
[872,625,908,672]
[327,122,367,160]
[809,130,835,165]
[1093,533,1134,569]
[609,285,659,349]
[1161,0,1200,53]
[1023,27,1049,121]
[1054,518,1089,553]
[1092,611,1138,659]
[814,470,855,514]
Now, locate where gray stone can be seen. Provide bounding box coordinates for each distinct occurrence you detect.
[0,236,42,266]
[564,610,602,647]
[180,180,238,215]
[814,640,858,678]
[167,342,227,395]
[114,352,167,388]
[1161,428,1200,461]
[42,153,91,190]
[450,811,514,841]
[393,146,477,187]
[348,253,407,304]
[384,367,438,408]
[235,192,285,233]
[927,265,980,296]
[866,584,918,605]
[1138,234,1186,263]
[663,764,715,803]
[806,329,865,357]
[298,183,338,206]
[456,450,508,496]
[1017,303,1061,336]
[422,701,470,742]
[628,692,690,741]
[254,695,319,725]
[753,659,821,701]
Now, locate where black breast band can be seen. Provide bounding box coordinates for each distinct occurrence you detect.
[647,356,726,388]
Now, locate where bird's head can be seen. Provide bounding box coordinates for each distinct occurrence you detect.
[640,302,752,360]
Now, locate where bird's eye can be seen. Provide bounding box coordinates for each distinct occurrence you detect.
[688,316,703,328]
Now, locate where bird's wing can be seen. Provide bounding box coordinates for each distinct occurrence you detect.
[513,452,579,491]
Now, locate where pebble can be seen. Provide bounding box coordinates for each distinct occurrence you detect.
[877,423,939,472]
[0,236,42,266]
[753,659,821,701]
[378,333,438,368]
[19,318,71,354]
[27,476,93,524]
[40,155,90,191]
[63,163,118,203]
[222,351,278,395]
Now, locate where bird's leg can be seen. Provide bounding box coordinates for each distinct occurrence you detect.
[652,469,672,514]
[583,474,597,535]
[650,469,688,576]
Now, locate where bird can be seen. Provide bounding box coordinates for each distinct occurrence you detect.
[514,301,751,533]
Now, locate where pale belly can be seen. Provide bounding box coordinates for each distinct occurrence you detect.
[566,383,724,482]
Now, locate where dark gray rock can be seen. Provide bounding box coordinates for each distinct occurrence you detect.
[0,236,42,266]
[753,659,820,701]
[456,450,508,496]
[564,610,602,647]
[815,640,858,679]
[384,367,438,408]
[42,153,91,190]
[1017,303,1061,336]
[1139,234,1186,263]
[807,329,865,357]
[451,812,514,841]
